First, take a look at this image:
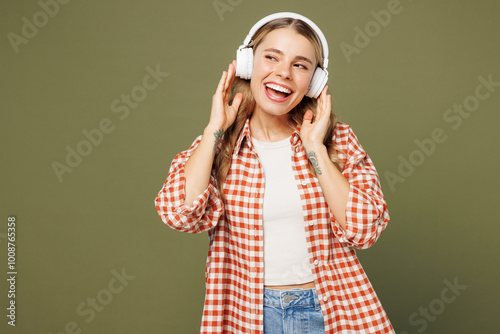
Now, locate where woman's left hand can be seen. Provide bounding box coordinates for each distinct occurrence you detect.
[300,85,331,152]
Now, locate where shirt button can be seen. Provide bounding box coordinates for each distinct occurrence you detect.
[309,221,314,226]
[301,180,307,186]
[323,296,328,302]
[295,147,300,153]
[314,260,319,266]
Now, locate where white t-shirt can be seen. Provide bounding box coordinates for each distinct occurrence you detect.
[252,136,315,286]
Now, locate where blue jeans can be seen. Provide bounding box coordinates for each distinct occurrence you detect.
[263,288,325,334]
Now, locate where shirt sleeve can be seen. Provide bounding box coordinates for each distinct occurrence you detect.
[331,125,390,249]
[154,135,224,234]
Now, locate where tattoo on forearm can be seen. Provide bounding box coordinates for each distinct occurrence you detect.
[213,129,224,154]
[308,151,322,175]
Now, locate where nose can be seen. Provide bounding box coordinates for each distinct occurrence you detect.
[275,62,291,80]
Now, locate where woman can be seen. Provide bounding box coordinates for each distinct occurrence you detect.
[155,12,394,333]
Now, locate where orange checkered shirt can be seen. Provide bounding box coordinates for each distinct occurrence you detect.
[155,119,394,333]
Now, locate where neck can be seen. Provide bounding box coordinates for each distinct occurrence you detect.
[249,108,294,142]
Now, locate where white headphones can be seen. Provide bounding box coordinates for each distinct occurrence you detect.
[235,12,329,99]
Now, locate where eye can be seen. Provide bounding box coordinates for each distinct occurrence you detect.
[294,63,308,70]
[265,55,277,61]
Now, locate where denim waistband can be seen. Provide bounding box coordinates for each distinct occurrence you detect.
[264,288,320,309]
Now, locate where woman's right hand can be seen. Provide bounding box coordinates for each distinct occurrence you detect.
[207,60,243,132]
[183,61,243,205]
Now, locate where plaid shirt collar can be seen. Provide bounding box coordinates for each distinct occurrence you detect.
[233,118,303,156]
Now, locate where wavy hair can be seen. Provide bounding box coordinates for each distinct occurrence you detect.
[215,18,342,202]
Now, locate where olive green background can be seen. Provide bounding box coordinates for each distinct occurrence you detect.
[1,0,499,333]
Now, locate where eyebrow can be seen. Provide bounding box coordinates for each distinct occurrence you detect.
[263,48,314,65]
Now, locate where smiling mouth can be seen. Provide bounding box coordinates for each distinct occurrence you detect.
[264,83,293,100]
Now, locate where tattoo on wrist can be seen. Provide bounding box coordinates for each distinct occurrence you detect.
[308,151,322,175]
[213,129,224,154]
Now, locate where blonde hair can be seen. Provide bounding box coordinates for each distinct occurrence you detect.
[215,18,342,201]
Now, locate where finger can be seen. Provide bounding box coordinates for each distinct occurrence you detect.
[318,85,330,114]
[228,60,239,91]
[320,84,328,103]
[302,109,314,126]
[222,63,231,92]
[224,62,236,95]
[319,85,328,102]
[230,92,243,111]
[320,84,328,98]
[317,94,324,114]
[326,94,332,116]
[216,70,228,96]
[320,95,332,122]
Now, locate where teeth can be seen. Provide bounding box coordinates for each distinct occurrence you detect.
[265,83,291,94]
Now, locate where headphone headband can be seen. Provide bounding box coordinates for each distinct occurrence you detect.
[242,12,329,69]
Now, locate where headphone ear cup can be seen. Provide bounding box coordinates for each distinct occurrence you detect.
[306,67,328,99]
[236,46,253,80]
